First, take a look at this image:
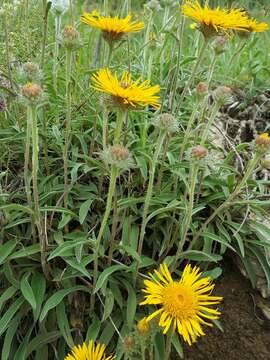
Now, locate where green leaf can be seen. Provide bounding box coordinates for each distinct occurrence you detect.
[40,285,89,322]
[47,239,89,261]
[94,265,128,293]
[86,315,101,343]
[21,273,37,311]
[154,332,165,360]
[56,302,74,348]
[180,250,222,263]
[172,334,184,359]
[0,286,17,313]
[0,239,17,265]
[25,331,61,357]
[1,312,23,360]
[8,244,40,260]
[31,272,46,321]
[125,281,137,330]
[0,296,25,336]
[203,232,236,252]
[101,290,114,322]
[79,198,93,224]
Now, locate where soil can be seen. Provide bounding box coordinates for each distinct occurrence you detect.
[181,259,270,360]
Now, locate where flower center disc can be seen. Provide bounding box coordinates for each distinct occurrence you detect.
[163,283,196,319]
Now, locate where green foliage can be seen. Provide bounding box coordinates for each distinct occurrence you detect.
[0,0,270,359]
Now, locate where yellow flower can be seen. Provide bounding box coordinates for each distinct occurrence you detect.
[92,68,160,109]
[81,11,144,42]
[245,18,268,33]
[182,0,250,37]
[137,317,150,335]
[64,340,115,360]
[140,263,223,346]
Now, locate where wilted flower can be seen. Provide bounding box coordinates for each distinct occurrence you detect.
[64,340,115,360]
[145,0,162,12]
[62,26,81,50]
[101,144,134,170]
[51,0,69,15]
[81,11,144,44]
[153,113,179,134]
[123,335,136,351]
[191,145,208,159]
[21,82,43,105]
[92,68,160,110]
[140,263,222,345]
[212,85,233,106]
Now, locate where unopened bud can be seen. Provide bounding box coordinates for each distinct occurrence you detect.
[191,145,208,159]
[124,335,135,350]
[261,155,270,169]
[21,82,43,105]
[101,144,134,170]
[196,82,208,101]
[62,26,81,50]
[19,62,42,82]
[213,36,228,55]
[145,0,162,11]
[153,113,179,134]
[213,86,233,106]
[137,317,150,335]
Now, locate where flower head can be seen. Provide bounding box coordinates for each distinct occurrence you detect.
[255,133,270,153]
[101,144,134,170]
[19,62,42,82]
[245,18,268,33]
[81,11,144,43]
[21,82,43,105]
[140,263,222,345]
[182,0,250,37]
[153,113,179,134]
[212,85,233,106]
[62,25,81,50]
[64,340,115,360]
[92,68,160,110]
[191,145,208,159]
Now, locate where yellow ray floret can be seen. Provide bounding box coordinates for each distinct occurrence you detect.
[92,68,160,109]
[140,263,223,346]
[245,18,268,33]
[64,340,115,360]
[182,0,251,35]
[81,10,144,37]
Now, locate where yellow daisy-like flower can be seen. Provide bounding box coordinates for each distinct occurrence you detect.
[92,68,160,110]
[64,340,115,360]
[140,263,223,345]
[182,0,250,37]
[81,11,144,43]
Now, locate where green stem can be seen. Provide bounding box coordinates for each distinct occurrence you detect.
[103,109,109,150]
[176,37,209,112]
[4,14,13,90]
[114,110,126,144]
[189,153,261,249]
[200,101,220,145]
[173,164,199,271]
[135,131,166,280]
[53,15,61,91]
[63,49,72,210]
[24,107,36,241]
[91,166,118,309]
[40,0,49,69]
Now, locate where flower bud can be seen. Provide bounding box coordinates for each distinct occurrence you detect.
[255,133,270,153]
[62,26,81,50]
[191,145,208,159]
[261,155,270,170]
[145,0,162,11]
[153,113,179,134]
[19,62,42,82]
[213,36,228,55]
[213,86,233,106]
[124,335,136,350]
[137,317,150,336]
[149,32,158,52]
[51,0,69,15]
[196,82,208,101]
[101,144,134,170]
[21,82,43,105]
